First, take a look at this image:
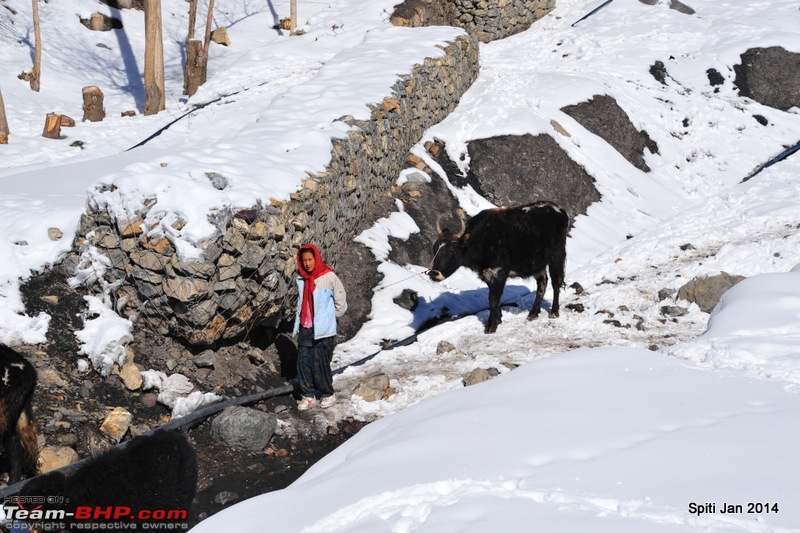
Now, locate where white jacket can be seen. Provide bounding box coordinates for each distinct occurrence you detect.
[292,271,347,339]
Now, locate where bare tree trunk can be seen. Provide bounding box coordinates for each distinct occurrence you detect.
[0,88,9,144]
[31,0,41,92]
[183,40,206,96]
[183,0,200,95]
[290,0,297,31]
[144,0,165,115]
[203,0,215,52]
[181,0,214,96]
[187,0,198,40]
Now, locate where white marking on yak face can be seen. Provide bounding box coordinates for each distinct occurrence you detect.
[2,367,10,386]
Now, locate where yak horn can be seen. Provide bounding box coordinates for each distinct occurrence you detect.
[436,213,466,236]
[435,214,446,235]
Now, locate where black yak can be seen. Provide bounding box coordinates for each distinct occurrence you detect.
[0,345,38,483]
[429,201,569,333]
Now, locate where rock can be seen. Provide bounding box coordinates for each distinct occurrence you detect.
[48,227,64,241]
[734,47,800,111]
[140,392,158,408]
[393,288,419,311]
[669,0,695,14]
[194,350,217,368]
[650,60,668,85]
[657,288,675,301]
[206,171,228,190]
[163,277,211,302]
[130,249,167,271]
[213,491,239,505]
[463,367,500,386]
[436,341,456,355]
[562,94,658,173]
[211,406,277,451]
[352,374,392,402]
[462,134,600,219]
[210,27,231,46]
[115,360,143,390]
[99,407,133,442]
[677,272,746,313]
[37,368,68,388]
[38,446,79,473]
[39,294,59,305]
[660,305,688,317]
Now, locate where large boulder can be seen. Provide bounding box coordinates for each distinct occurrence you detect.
[211,406,277,451]
[734,47,800,111]
[457,134,601,221]
[677,272,746,313]
[562,94,659,172]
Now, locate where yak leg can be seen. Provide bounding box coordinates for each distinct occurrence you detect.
[548,251,566,318]
[527,269,548,321]
[484,272,507,334]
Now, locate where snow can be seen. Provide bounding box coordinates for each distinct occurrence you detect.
[2,0,800,530]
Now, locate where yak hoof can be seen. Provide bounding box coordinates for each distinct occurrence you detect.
[527,311,540,321]
[548,310,560,318]
[485,323,499,334]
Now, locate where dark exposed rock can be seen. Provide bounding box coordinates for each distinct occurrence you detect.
[650,60,668,85]
[660,305,688,317]
[562,94,659,172]
[706,68,725,87]
[657,288,675,301]
[211,406,277,451]
[388,164,462,268]
[669,0,695,15]
[461,134,601,220]
[393,288,420,311]
[734,47,800,111]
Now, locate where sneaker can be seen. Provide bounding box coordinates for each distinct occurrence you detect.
[320,394,336,409]
[297,396,316,411]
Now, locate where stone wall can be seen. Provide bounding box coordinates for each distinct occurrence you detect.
[74,34,480,347]
[391,0,555,42]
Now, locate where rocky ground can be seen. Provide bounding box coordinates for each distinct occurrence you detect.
[5,265,367,528]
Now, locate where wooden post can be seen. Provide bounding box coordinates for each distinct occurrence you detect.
[0,88,9,144]
[42,113,62,139]
[31,0,42,91]
[290,0,297,31]
[143,0,165,115]
[82,86,105,122]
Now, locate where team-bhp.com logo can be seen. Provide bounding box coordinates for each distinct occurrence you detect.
[2,496,189,530]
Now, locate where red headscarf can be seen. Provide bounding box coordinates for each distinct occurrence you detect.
[297,244,332,329]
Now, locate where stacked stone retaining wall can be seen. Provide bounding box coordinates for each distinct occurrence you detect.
[391,0,555,42]
[74,34,479,346]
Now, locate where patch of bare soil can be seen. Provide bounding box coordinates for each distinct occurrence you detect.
[7,265,364,528]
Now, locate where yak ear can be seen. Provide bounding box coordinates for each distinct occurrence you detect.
[460,232,471,242]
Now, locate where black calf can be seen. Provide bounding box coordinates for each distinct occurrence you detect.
[0,345,38,483]
[17,431,197,525]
